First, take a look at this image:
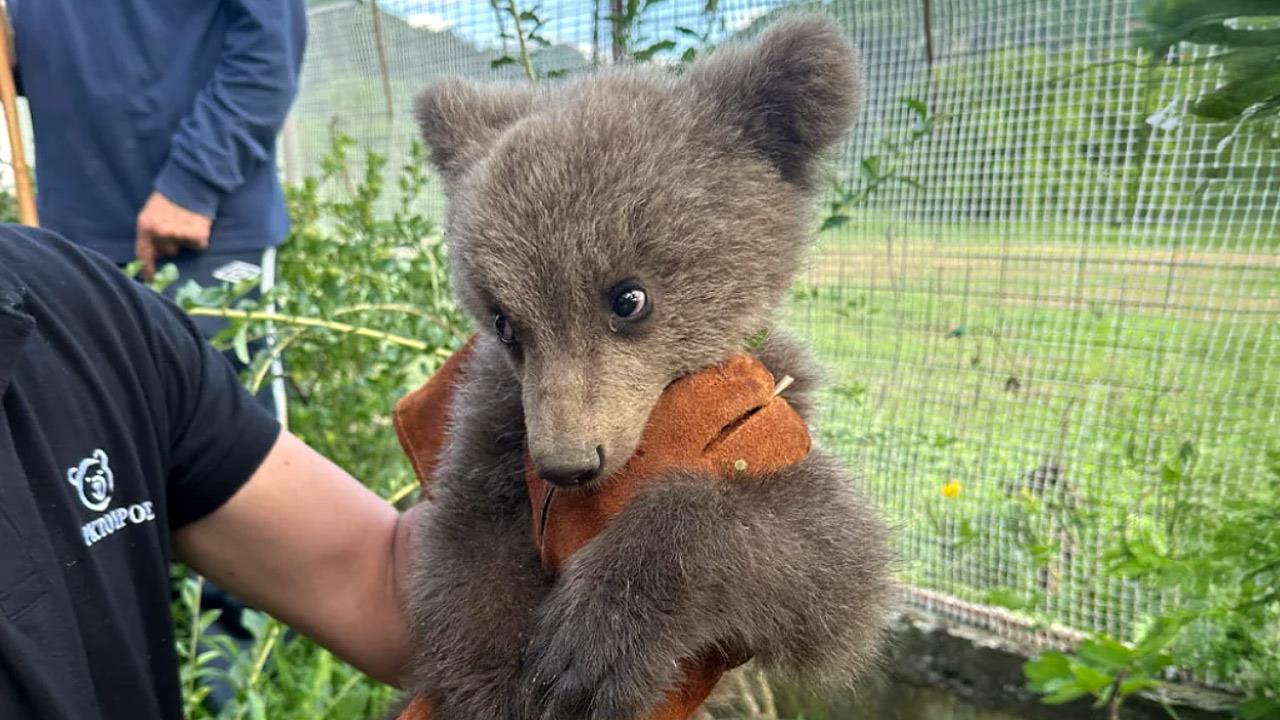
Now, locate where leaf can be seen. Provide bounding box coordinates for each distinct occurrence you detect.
[819,214,850,232]
[1076,637,1134,671]
[633,39,677,62]
[986,587,1040,611]
[1024,652,1072,686]
[150,263,180,293]
[1238,697,1280,720]
[1109,556,1150,578]
[1069,662,1113,693]
[1134,615,1187,655]
[543,69,568,79]
[1153,560,1196,589]
[1029,540,1061,564]
[329,683,374,719]
[861,155,883,180]
[195,648,222,665]
[902,96,929,119]
[1125,523,1169,567]
[1186,48,1280,121]
[241,609,269,637]
[490,56,518,69]
[675,25,700,37]
[1117,677,1162,696]
[1042,681,1090,705]
[233,324,251,365]
[1226,15,1280,32]
[680,47,698,63]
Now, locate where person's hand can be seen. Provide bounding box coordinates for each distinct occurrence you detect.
[135,191,213,279]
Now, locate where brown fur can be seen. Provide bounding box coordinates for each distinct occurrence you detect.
[406,14,893,720]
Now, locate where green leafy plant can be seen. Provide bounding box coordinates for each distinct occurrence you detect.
[601,0,725,65]
[820,96,943,232]
[1023,443,1280,718]
[672,1,725,64]
[1024,626,1179,719]
[610,0,678,63]
[490,0,568,82]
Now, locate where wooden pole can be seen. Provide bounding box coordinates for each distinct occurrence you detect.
[921,0,937,116]
[369,0,394,120]
[0,2,36,226]
[610,0,625,64]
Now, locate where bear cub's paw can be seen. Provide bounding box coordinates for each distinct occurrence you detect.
[519,580,683,720]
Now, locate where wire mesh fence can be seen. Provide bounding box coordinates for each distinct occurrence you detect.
[296,0,1279,678]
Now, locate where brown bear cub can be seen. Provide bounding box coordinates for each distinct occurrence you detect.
[405,13,892,720]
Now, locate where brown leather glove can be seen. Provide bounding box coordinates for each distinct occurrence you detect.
[392,337,812,720]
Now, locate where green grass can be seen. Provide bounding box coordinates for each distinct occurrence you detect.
[789,215,1280,645]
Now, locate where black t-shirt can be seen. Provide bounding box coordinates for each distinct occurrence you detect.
[0,226,281,719]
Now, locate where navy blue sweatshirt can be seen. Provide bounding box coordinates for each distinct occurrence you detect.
[10,0,307,262]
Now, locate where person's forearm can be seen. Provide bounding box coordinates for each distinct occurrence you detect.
[284,493,420,686]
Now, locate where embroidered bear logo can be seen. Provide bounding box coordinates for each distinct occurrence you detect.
[67,449,114,513]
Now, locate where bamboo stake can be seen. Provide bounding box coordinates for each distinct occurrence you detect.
[0,2,35,226]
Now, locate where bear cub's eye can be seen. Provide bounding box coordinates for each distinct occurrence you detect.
[609,281,651,323]
[494,313,516,345]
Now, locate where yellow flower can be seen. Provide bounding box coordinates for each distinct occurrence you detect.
[941,480,962,499]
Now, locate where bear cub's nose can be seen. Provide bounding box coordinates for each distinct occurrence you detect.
[536,445,605,487]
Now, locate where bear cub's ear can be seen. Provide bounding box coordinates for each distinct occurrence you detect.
[413,79,534,185]
[688,13,861,191]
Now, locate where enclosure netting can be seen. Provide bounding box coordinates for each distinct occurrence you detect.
[295,0,1279,673]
